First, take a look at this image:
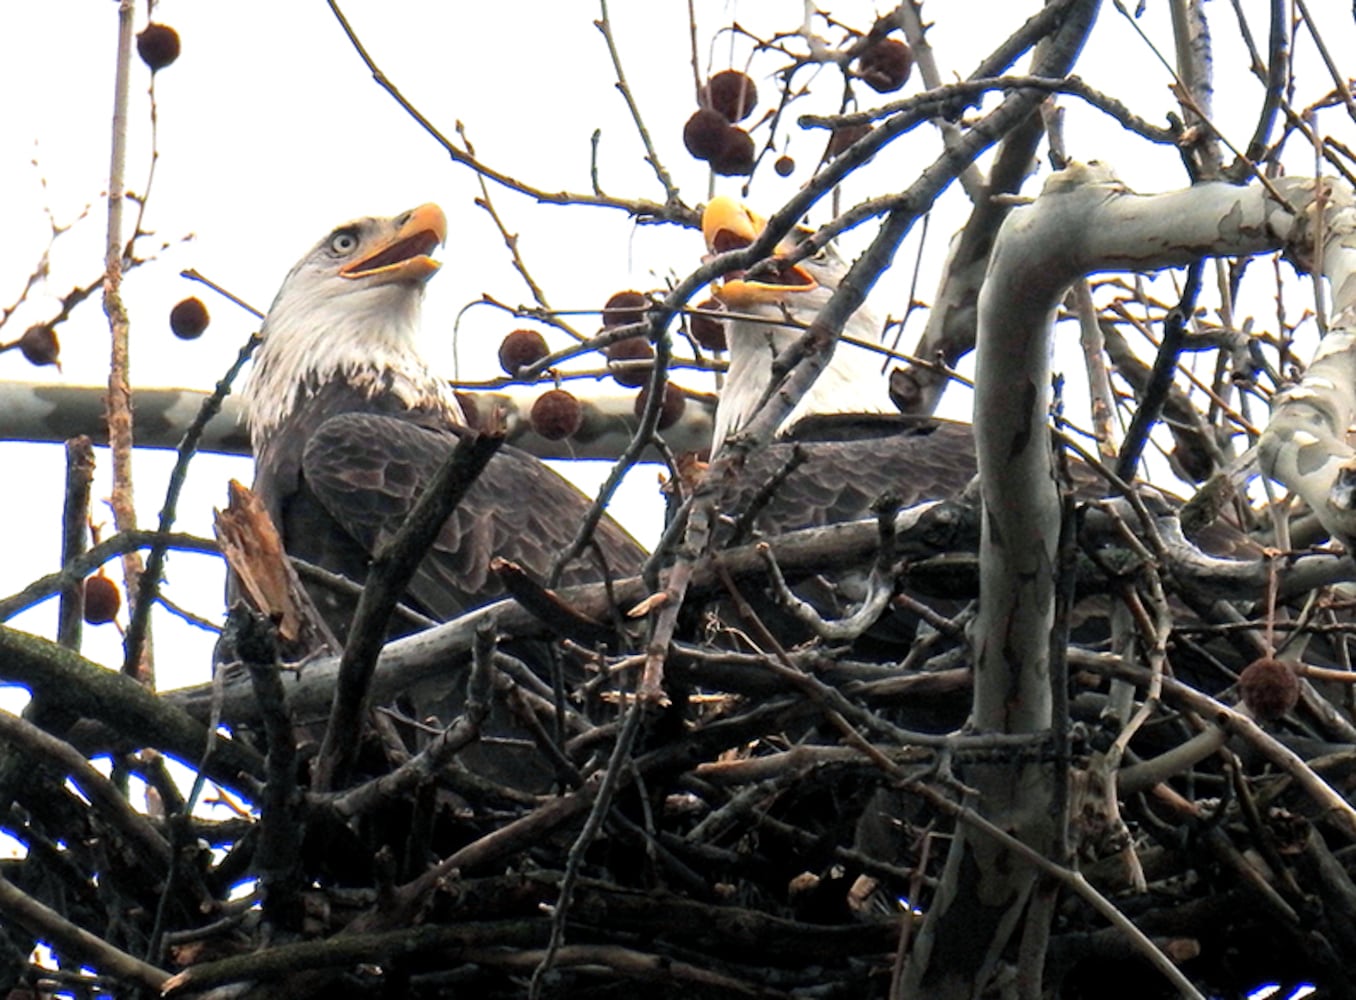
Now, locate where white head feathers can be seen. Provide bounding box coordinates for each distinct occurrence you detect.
[241,203,464,443]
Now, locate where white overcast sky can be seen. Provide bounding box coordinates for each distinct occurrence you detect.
[1,0,1353,697]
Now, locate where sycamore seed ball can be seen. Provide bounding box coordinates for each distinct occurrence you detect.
[702,69,758,122]
[689,299,727,351]
[83,574,121,625]
[711,127,755,176]
[604,337,654,387]
[136,23,181,72]
[18,324,60,368]
[827,123,872,158]
[774,154,795,177]
[530,389,583,440]
[602,290,649,327]
[855,38,913,94]
[683,109,731,161]
[1237,657,1299,722]
[498,328,550,376]
[169,297,210,340]
[635,383,686,430]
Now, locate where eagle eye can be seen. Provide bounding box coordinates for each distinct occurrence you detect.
[328,229,360,256]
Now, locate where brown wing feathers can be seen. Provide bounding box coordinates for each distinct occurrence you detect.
[295,412,645,636]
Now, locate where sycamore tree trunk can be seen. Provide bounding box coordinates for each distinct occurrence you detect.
[901,166,1317,996]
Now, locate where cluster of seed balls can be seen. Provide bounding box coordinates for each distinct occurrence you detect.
[0,291,203,375]
[40,9,197,627]
[44,27,922,623]
[682,35,912,178]
[498,291,727,441]
[0,22,188,628]
[0,24,183,375]
[683,71,762,176]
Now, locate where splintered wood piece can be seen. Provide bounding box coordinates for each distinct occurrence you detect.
[214,480,338,658]
[490,556,617,643]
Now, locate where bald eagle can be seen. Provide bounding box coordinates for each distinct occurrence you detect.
[702,196,900,451]
[240,204,646,646]
[698,198,1252,641]
[700,197,979,536]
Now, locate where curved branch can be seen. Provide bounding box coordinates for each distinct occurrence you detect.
[325,0,689,224]
[0,624,264,790]
[0,874,170,992]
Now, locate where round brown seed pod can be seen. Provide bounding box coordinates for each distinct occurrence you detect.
[855,38,912,93]
[1237,657,1299,722]
[498,328,550,376]
[530,389,583,440]
[136,23,181,72]
[710,127,755,176]
[774,154,795,177]
[827,123,872,158]
[83,573,121,625]
[635,383,687,431]
[689,299,727,351]
[702,70,758,122]
[604,337,654,388]
[169,297,210,340]
[602,290,648,327]
[18,324,60,368]
[683,109,731,161]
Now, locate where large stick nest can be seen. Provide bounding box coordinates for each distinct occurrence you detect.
[4,478,1356,999]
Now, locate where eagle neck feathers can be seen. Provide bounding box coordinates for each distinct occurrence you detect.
[713,307,894,449]
[242,276,463,447]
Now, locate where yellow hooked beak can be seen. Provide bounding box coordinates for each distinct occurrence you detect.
[339,202,448,286]
[701,195,818,310]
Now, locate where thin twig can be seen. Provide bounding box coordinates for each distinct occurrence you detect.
[529,700,645,997]
[123,330,264,673]
[325,0,689,225]
[57,437,96,649]
[595,0,680,204]
[103,0,149,684]
[0,873,170,992]
[0,530,218,623]
[1115,260,1205,479]
[1292,0,1356,125]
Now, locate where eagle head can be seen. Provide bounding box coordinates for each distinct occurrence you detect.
[242,203,465,442]
[702,195,830,319]
[700,196,894,450]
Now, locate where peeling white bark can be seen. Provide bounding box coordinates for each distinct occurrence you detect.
[948,162,1319,1000]
[1257,181,1356,545]
[974,165,1310,734]
[0,383,714,462]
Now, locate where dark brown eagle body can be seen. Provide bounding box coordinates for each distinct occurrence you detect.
[254,380,645,642]
[734,416,979,536]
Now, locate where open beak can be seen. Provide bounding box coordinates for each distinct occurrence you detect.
[340,202,448,285]
[700,195,818,308]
